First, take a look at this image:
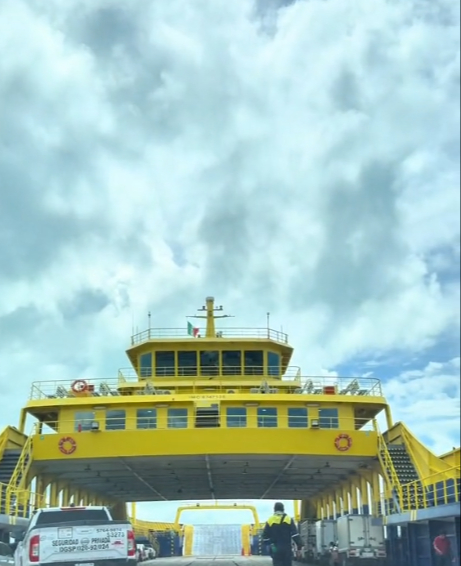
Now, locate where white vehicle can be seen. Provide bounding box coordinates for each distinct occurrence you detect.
[336,515,386,565]
[315,520,338,557]
[14,506,136,566]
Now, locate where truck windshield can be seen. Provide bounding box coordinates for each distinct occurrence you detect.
[35,509,109,525]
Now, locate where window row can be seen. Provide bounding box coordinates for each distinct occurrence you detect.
[74,408,339,431]
[139,350,281,377]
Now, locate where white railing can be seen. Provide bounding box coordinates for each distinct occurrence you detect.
[130,327,289,344]
[29,376,382,400]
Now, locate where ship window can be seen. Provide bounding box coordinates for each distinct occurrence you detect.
[140,353,152,378]
[244,350,264,375]
[168,408,188,428]
[257,407,277,428]
[226,407,247,427]
[74,411,95,432]
[200,351,219,376]
[222,351,242,375]
[288,408,308,428]
[178,351,197,376]
[268,352,281,376]
[319,408,339,429]
[106,410,126,430]
[155,351,175,376]
[137,409,157,429]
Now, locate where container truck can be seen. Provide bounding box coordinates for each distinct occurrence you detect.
[336,515,386,565]
[315,520,338,563]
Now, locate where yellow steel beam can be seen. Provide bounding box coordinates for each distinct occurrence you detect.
[32,429,379,460]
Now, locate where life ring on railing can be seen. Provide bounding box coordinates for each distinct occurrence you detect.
[335,433,352,452]
[71,379,88,394]
[59,437,77,455]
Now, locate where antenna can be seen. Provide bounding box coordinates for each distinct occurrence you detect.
[187,297,234,338]
[266,312,270,338]
[148,311,151,339]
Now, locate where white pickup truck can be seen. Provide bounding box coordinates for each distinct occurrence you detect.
[14,506,137,566]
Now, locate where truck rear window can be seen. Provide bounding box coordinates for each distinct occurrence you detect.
[35,509,110,525]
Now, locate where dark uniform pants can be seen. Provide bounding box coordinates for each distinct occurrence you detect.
[435,556,452,566]
[272,547,292,566]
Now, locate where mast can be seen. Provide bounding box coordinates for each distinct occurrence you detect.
[189,296,233,338]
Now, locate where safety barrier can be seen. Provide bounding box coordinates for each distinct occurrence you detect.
[130,326,289,344]
[374,421,404,512]
[400,466,461,512]
[29,375,383,400]
[0,482,46,518]
[8,430,35,492]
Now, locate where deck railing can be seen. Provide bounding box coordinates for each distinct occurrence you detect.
[29,375,383,400]
[399,466,461,512]
[33,415,376,435]
[130,327,289,344]
[0,482,46,518]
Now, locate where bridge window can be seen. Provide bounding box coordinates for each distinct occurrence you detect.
[319,408,339,429]
[178,351,197,376]
[245,351,264,375]
[288,408,308,428]
[140,353,152,378]
[155,351,175,376]
[200,351,219,376]
[222,351,242,375]
[268,352,281,376]
[257,407,277,428]
[168,408,188,428]
[226,407,247,427]
[137,409,157,429]
[74,411,95,432]
[106,410,126,430]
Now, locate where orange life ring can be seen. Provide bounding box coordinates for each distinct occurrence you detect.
[59,437,77,455]
[335,433,352,452]
[71,379,88,393]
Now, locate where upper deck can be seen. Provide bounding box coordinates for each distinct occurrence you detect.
[21,296,389,432]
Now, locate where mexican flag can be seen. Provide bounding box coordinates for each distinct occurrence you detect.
[187,321,199,337]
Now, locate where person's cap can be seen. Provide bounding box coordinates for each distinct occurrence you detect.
[274,502,284,512]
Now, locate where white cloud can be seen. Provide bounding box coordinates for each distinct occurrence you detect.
[0,0,459,522]
[381,357,461,455]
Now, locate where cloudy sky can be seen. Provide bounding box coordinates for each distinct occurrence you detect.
[0,0,459,524]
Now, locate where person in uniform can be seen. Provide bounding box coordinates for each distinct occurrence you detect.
[262,502,303,566]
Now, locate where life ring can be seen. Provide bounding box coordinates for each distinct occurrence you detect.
[71,379,88,393]
[59,437,77,455]
[335,433,352,452]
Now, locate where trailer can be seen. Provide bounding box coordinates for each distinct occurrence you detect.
[336,515,387,565]
[315,520,338,561]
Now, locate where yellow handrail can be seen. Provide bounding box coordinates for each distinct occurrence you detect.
[374,420,403,510]
[0,428,8,462]
[8,425,37,492]
[400,466,460,512]
[0,481,46,518]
